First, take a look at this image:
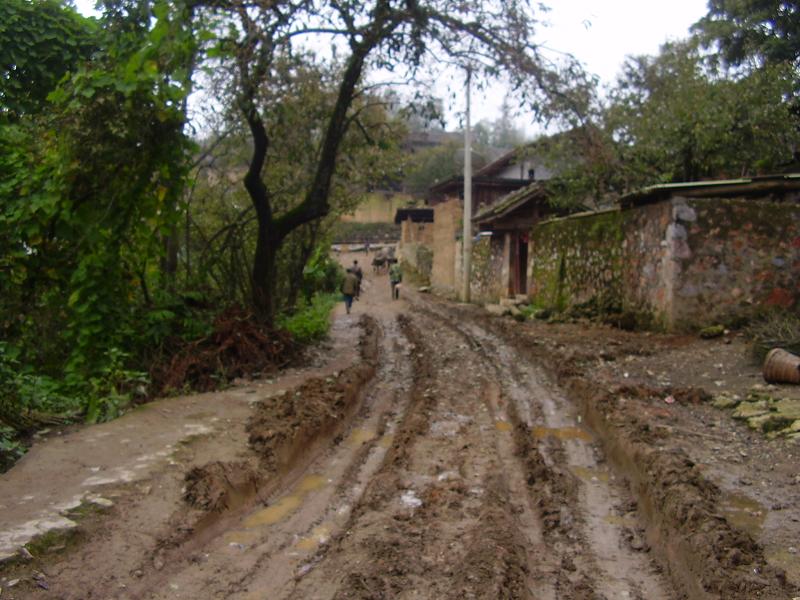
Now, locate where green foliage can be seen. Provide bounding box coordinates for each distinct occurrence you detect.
[301,249,344,302]
[187,51,402,316]
[277,294,338,344]
[0,0,200,468]
[693,0,800,70]
[403,140,491,195]
[607,42,798,183]
[0,0,97,119]
[0,425,26,472]
[544,41,800,202]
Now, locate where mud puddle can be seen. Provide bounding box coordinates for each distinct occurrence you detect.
[287,310,542,599]
[718,491,767,537]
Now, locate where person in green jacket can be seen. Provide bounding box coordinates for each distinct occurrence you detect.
[341,269,359,314]
[389,262,402,300]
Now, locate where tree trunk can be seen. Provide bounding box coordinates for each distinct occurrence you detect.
[252,220,279,326]
[162,228,179,285]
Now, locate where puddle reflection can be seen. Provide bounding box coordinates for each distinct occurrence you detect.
[719,492,766,537]
[603,514,638,528]
[242,474,328,530]
[295,523,332,551]
[532,426,592,442]
[569,465,610,483]
[347,429,377,447]
[766,548,800,582]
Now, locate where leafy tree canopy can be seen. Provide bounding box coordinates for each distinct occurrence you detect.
[0,0,98,119]
[190,0,586,322]
[542,41,800,205]
[693,0,800,69]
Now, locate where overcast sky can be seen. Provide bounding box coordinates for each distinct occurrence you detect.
[74,0,711,134]
[469,0,710,133]
[543,0,708,87]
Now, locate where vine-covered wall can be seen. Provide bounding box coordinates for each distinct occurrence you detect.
[529,196,800,330]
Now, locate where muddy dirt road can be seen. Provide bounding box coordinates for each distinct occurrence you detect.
[1,258,797,599]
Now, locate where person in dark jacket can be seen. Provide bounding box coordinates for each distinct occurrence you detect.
[351,260,363,297]
[341,269,359,314]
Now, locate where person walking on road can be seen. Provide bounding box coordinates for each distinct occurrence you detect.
[389,262,402,300]
[341,269,360,314]
[351,260,364,298]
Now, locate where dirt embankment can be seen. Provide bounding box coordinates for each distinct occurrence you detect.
[183,315,380,515]
[477,312,798,599]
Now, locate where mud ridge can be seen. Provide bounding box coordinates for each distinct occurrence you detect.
[322,314,433,530]
[414,302,605,596]
[184,315,380,514]
[245,314,380,477]
[117,316,382,599]
[479,313,798,599]
[313,312,537,599]
[573,378,792,599]
[446,473,532,600]
[307,315,439,598]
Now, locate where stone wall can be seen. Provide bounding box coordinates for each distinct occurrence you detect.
[469,235,507,303]
[670,197,800,327]
[529,196,800,330]
[399,241,433,283]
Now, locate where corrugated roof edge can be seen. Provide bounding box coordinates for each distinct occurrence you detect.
[533,206,620,227]
[472,181,548,223]
[620,174,800,207]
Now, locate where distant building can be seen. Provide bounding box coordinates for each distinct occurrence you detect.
[397,141,563,296]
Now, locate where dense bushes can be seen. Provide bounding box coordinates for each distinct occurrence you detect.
[279,294,340,344]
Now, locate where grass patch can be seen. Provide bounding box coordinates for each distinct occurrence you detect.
[278,293,338,344]
[24,527,81,558]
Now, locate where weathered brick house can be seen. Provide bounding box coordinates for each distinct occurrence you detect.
[415,145,555,295]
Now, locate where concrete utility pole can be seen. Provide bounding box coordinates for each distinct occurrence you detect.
[461,67,472,303]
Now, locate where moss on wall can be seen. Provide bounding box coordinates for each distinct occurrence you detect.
[530,210,626,316]
[332,221,400,243]
[529,196,800,331]
[470,236,505,303]
[416,245,433,282]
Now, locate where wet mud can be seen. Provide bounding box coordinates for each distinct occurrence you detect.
[446,299,799,599]
[3,262,798,599]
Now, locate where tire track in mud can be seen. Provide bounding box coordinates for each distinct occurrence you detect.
[412,296,674,600]
[102,314,414,600]
[286,312,543,599]
[416,294,799,599]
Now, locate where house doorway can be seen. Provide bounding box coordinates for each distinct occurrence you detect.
[510,232,528,296]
